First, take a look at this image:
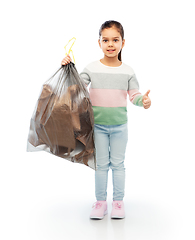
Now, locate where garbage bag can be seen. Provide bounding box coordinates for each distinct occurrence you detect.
[27,62,96,170]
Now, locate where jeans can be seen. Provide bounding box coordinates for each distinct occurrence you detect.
[94,123,128,201]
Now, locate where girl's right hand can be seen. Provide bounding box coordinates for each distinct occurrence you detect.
[61,54,72,65]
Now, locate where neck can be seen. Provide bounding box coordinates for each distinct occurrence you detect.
[100,56,122,67]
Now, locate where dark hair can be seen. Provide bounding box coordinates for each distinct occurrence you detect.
[99,20,124,61]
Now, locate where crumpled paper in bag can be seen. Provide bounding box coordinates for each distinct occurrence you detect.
[27,62,96,170]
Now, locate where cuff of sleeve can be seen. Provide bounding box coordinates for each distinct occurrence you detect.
[133,95,143,107]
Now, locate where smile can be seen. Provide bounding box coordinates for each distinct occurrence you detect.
[107,49,115,52]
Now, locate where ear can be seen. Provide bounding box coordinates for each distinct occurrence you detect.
[98,39,101,48]
[121,39,125,49]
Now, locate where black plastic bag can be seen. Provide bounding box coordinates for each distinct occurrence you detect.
[27,62,96,170]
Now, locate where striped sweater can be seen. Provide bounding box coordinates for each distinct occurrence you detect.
[80,60,143,125]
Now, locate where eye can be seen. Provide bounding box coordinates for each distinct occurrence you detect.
[103,39,108,42]
[114,39,119,42]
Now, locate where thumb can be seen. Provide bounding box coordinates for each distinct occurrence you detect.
[144,90,150,98]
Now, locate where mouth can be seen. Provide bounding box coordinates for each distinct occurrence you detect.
[107,49,115,53]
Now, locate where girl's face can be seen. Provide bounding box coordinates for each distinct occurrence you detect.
[98,27,125,60]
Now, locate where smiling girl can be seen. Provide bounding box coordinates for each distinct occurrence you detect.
[61,20,151,220]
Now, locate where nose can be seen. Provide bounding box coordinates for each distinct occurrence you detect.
[108,41,113,46]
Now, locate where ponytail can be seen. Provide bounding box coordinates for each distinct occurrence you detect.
[118,50,122,61]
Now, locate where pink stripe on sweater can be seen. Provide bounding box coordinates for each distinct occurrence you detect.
[128,89,142,103]
[89,88,127,107]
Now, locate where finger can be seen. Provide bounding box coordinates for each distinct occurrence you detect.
[67,54,72,59]
[143,102,149,107]
[61,59,67,65]
[63,55,71,61]
[61,59,70,65]
[144,99,150,104]
[143,100,151,105]
[68,56,72,62]
[143,102,151,108]
[66,54,71,59]
[62,60,68,65]
[144,104,150,109]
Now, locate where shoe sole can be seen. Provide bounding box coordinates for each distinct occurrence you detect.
[90,210,108,220]
[111,215,125,219]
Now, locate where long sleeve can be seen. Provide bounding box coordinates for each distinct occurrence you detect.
[127,74,143,107]
[80,68,91,86]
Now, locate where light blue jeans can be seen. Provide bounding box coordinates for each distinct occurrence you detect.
[94,123,128,201]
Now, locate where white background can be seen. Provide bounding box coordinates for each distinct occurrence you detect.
[0,0,195,239]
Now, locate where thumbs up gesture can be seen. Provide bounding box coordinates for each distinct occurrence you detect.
[142,90,151,109]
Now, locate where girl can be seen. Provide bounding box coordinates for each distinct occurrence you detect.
[61,20,151,219]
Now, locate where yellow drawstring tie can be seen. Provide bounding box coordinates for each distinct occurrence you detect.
[64,37,76,64]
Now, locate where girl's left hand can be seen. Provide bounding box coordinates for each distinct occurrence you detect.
[142,90,151,109]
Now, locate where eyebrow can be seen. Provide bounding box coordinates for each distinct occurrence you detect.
[102,37,120,39]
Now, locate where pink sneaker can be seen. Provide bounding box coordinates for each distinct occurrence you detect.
[90,201,108,219]
[111,201,125,219]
